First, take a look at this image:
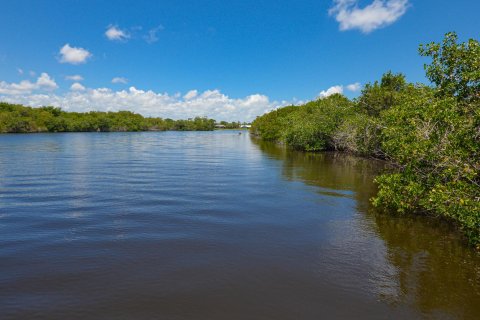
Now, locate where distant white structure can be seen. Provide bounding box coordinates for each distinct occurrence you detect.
[240,124,251,128]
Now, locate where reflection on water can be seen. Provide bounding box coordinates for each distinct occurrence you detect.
[252,137,480,319]
[0,131,478,320]
[253,139,383,212]
[371,214,480,317]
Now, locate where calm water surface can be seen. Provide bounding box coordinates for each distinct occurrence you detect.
[0,131,479,319]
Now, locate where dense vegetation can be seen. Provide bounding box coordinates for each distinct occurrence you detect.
[251,32,480,247]
[217,121,241,129]
[0,103,217,132]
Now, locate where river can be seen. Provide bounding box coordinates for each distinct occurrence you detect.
[0,131,479,319]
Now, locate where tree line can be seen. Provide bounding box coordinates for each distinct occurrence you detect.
[250,32,480,247]
[0,104,217,132]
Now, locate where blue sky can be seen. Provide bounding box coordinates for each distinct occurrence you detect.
[0,0,478,121]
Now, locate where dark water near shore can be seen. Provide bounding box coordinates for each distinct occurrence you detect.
[0,131,479,319]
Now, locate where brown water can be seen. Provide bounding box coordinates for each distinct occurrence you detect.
[0,131,479,319]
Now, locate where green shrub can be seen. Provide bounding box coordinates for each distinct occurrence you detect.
[373,86,479,245]
[250,105,298,141]
[357,71,407,116]
[333,113,383,156]
[251,94,353,151]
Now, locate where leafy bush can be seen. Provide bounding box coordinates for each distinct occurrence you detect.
[357,71,408,116]
[283,94,353,151]
[373,88,479,245]
[251,94,353,151]
[419,32,480,101]
[250,105,298,141]
[333,113,383,156]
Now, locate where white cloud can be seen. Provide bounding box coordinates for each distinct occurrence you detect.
[144,25,164,44]
[70,82,86,91]
[318,82,362,98]
[65,75,84,81]
[329,0,409,33]
[0,80,36,95]
[36,73,58,90]
[0,73,58,95]
[105,25,130,41]
[183,90,198,100]
[112,77,128,84]
[318,85,344,98]
[59,44,92,64]
[346,82,361,91]
[0,87,286,122]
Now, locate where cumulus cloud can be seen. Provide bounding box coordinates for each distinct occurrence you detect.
[346,82,361,91]
[0,87,285,122]
[0,81,36,95]
[183,90,198,100]
[319,85,344,98]
[59,44,92,64]
[112,77,128,84]
[105,25,130,41]
[36,73,58,90]
[0,73,58,95]
[70,82,86,91]
[329,0,409,33]
[65,75,84,81]
[144,25,164,44]
[318,82,362,98]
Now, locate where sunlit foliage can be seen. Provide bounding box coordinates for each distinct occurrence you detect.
[0,104,216,132]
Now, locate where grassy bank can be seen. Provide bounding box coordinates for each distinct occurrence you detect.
[250,32,480,247]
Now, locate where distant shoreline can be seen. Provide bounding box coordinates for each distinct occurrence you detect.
[0,102,247,134]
